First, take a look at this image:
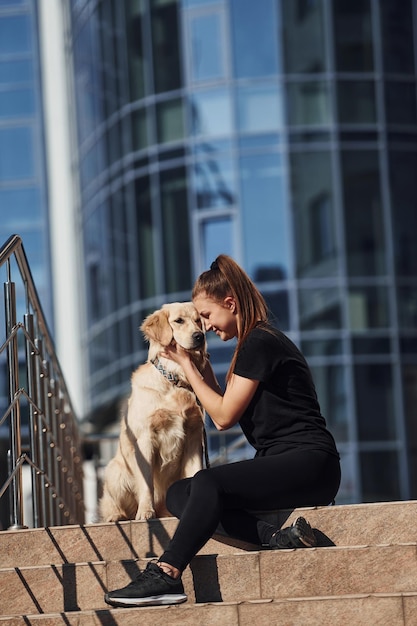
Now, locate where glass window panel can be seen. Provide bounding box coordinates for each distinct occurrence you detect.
[236,82,283,133]
[385,81,417,126]
[193,155,236,209]
[400,336,417,355]
[298,286,343,330]
[301,338,344,357]
[403,364,417,498]
[202,217,234,269]
[230,0,279,78]
[108,120,122,165]
[135,175,156,298]
[352,336,390,355]
[150,0,182,93]
[0,126,34,180]
[281,0,327,73]
[184,0,216,5]
[348,286,389,330]
[189,13,225,82]
[74,18,99,142]
[80,143,99,190]
[0,15,31,54]
[125,0,147,101]
[132,108,150,151]
[389,151,417,277]
[22,228,47,274]
[160,167,192,292]
[337,81,376,124]
[287,80,331,126]
[84,205,111,322]
[263,289,289,332]
[156,98,184,144]
[310,364,348,441]
[109,188,131,310]
[360,451,401,502]
[238,133,281,151]
[380,0,415,74]
[190,88,232,137]
[341,150,385,276]
[240,152,290,281]
[333,0,373,72]
[0,188,41,228]
[0,59,33,84]
[397,286,417,329]
[355,363,395,441]
[0,87,35,118]
[290,151,338,278]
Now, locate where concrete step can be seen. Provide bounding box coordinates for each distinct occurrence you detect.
[1,543,417,615]
[1,592,417,626]
[1,500,416,569]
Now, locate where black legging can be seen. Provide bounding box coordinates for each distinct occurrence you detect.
[160,449,341,572]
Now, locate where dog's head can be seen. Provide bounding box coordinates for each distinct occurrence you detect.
[141,302,206,354]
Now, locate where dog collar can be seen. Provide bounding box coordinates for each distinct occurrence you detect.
[151,356,183,386]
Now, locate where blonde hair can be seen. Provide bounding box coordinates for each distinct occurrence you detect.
[192,255,269,381]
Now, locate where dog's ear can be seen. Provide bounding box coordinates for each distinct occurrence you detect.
[140,309,173,346]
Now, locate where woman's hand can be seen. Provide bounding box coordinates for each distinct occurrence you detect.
[159,343,191,366]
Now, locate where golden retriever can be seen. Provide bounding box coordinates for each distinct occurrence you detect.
[99,302,208,521]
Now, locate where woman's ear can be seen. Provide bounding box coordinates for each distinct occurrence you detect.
[224,296,236,313]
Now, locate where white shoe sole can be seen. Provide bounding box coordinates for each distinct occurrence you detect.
[105,593,187,607]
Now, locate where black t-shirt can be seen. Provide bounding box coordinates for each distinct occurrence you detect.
[233,324,339,458]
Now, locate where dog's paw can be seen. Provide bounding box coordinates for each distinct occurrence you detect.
[136,508,156,521]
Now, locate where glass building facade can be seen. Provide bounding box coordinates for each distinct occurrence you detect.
[0,0,52,318]
[69,0,417,504]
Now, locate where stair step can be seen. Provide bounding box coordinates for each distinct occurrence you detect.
[1,592,417,626]
[1,500,416,569]
[1,543,417,616]
[1,500,416,623]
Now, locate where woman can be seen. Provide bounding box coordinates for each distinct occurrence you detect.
[105,255,341,608]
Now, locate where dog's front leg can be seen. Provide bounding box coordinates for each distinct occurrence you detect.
[182,427,204,478]
[130,435,157,520]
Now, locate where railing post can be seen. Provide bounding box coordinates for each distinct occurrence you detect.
[24,313,41,528]
[4,278,26,529]
[34,338,48,526]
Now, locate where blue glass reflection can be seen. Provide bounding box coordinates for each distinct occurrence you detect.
[236,82,283,133]
[0,59,33,84]
[0,15,32,54]
[0,188,41,228]
[0,88,35,118]
[0,127,34,180]
[190,13,224,82]
[183,0,216,6]
[203,217,234,268]
[230,0,279,78]
[190,89,232,136]
[239,152,290,280]
[194,155,236,209]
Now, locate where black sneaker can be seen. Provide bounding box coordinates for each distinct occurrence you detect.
[104,561,187,607]
[269,516,317,550]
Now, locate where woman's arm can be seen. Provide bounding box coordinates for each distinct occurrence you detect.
[160,344,259,430]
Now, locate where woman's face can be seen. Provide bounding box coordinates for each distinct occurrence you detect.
[193,293,238,341]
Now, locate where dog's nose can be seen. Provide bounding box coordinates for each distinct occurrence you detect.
[192,331,204,345]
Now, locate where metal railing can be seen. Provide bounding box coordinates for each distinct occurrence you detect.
[0,234,85,529]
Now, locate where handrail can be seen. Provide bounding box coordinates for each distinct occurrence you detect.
[0,234,85,529]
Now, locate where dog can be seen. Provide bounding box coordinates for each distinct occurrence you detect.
[99,302,208,522]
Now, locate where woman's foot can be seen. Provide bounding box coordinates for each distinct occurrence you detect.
[104,561,187,607]
[269,516,317,549]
